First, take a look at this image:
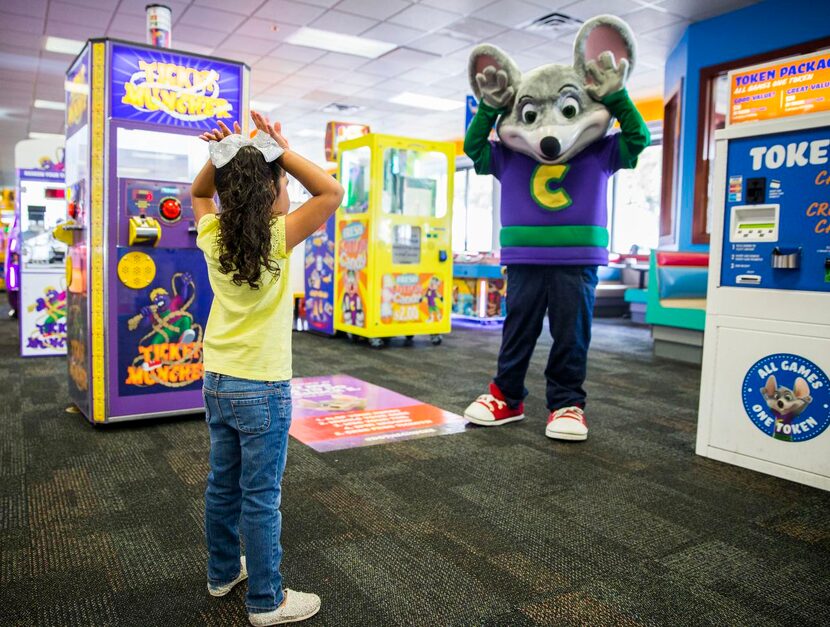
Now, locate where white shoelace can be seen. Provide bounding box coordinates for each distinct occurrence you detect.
[476,394,506,411]
[551,406,585,422]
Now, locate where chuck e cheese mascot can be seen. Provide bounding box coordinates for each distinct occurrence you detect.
[463,15,649,441]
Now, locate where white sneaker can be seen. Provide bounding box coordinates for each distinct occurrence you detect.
[249,589,321,626]
[545,406,588,441]
[208,556,247,597]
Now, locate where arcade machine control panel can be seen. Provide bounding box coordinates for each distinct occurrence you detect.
[119,179,195,248]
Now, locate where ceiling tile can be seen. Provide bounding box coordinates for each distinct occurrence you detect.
[621,8,687,34]
[443,17,504,40]
[338,71,384,87]
[297,63,343,79]
[177,5,248,34]
[253,56,306,74]
[557,0,641,21]
[476,1,547,29]
[234,18,299,42]
[172,24,227,46]
[175,42,217,57]
[0,11,44,35]
[220,50,263,66]
[0,30,42,52]
[316,52,367,70]
[254,1,327,27]
[221,34,280,56]
[120,1,191,17]
[335,0,411,21]
[660,0,756,21]
[407,33,471,56]
[108,11,147,36]
[48,1,113,28]
[360,22,422,45]
[420,0,493,16]
[43,21,101,41]
[259,84,311,99]
[281,74,328,90]
[310,10,378,36]
[645,20,690,47]
[271,44,327,63]
[2,0,48,19]
[193,0,267,15]
[287,0,340,7]
[483,28,550,51]
[388,5,462,32]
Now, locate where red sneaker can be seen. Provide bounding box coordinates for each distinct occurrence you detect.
[545,406,588,441]
[464,382,525,426]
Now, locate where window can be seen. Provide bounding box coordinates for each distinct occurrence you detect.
[452,166,494,253]
[609,143,662,254]
[660,88,681,246]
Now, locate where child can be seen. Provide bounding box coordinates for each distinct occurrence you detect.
[192,111,343,626]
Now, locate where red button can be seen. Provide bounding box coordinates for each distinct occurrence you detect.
[160,197,181,221]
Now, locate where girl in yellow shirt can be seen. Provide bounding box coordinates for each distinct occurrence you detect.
[191,112,343,626]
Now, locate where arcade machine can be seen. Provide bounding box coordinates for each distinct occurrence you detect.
[0,188,14,292]
[303,123,369,336]
[697,50,830,490]
[334,135,454,347]
[9,139,66,355]
[63,39,248,423]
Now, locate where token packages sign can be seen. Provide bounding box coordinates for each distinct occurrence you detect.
[289,375,467,452]
[729,51,830,125]
[110,43,242,130]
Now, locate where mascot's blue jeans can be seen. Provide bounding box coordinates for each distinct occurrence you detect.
[203,372,292,614]
[494,264,598,411]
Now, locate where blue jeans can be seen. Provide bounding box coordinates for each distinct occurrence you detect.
[493,265,598,411]
[203,372,292,613]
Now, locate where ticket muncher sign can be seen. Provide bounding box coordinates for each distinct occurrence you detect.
[729,50,830,125]
[110,44,242,130]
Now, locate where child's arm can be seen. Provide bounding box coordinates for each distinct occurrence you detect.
[191,121,241,223]
[251,112,344,251]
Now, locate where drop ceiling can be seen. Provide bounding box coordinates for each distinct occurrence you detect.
[0,0,759,184]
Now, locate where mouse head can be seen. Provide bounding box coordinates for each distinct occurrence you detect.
[468,15,636,164]
[762,375,813,417]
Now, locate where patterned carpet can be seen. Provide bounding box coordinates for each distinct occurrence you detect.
[1,307,829,626]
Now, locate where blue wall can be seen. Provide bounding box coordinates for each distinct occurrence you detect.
[664,0,830,251]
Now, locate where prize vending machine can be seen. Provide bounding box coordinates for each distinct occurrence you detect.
[11,138,67,355]
[697,51,830,490]
[63,39,248,424]
[334,135,454,347]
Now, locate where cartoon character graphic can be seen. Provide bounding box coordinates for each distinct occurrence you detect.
[26,285,67,351]
[422,276,442,322]
[342,270,364,327]
[462,15,649,442]
[127,272,201,373]
[486,279,506,317]
[762,375,813,441]
[297,395,368,412]
[381,274,395,323]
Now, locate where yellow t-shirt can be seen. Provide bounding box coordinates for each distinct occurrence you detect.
[196,213,292,381]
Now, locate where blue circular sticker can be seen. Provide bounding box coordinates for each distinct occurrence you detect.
[742,353,830,442]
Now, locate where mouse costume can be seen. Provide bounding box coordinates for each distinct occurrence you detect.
[463,15,649,440]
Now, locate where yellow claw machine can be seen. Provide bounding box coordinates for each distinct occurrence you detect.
[334,135,454,348]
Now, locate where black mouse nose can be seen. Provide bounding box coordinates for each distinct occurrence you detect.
[777,400,784,408]
[540,136,561,159]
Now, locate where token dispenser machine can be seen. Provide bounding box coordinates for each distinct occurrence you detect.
[697,51,830,490]
[334,135,454,347]
[64,39,248,423]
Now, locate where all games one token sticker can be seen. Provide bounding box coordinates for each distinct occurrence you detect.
[741,353,830,442]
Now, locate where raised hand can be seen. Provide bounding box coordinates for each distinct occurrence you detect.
[198,120,241,142]
[251,110,290,151]
[585,51,630,101]
[475,65,515,110]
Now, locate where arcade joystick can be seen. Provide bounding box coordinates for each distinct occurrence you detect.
[159,197,182,223]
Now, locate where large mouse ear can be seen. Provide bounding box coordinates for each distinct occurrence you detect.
[468,44,521,102]
[573,15,636,83]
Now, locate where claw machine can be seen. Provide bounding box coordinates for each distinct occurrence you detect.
[334,135,454,347]
[63,39,248,423]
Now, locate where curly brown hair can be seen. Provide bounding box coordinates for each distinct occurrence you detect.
[214,145,284,289]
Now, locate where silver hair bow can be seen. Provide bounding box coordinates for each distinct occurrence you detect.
[208,130,284,168]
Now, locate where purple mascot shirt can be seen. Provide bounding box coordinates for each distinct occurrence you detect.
[490,133,622,266]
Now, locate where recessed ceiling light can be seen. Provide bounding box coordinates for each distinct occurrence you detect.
[44,36,85,56]
[29,132,65,140]
[285,28,396,59]
[250,100,281,113]
[34,100,66,111]
[388,92,464,111]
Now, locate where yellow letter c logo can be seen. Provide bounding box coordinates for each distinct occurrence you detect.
[530,164,571,211]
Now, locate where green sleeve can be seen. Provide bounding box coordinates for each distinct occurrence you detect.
[602,88,651,169]
[463,101,503,175]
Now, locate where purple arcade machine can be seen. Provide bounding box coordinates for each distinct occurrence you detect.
[63,39,249,423]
